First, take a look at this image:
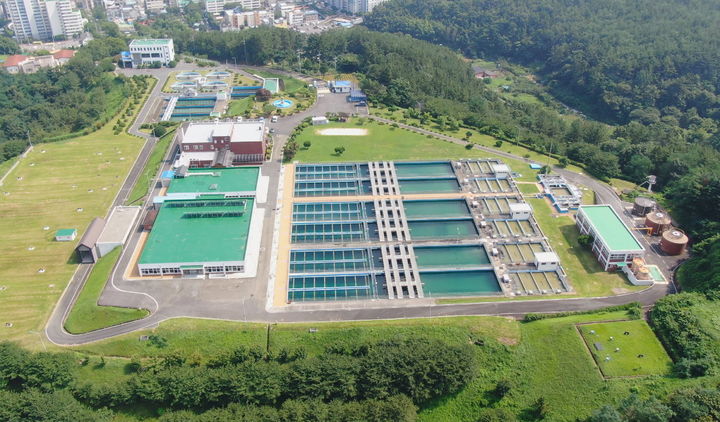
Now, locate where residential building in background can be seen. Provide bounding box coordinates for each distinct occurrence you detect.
[326,0,386,14]
[6,0,84,41]
[1,49,76,74]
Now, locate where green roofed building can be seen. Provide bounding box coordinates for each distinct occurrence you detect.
[138,198,255,276]
[140,165,261,277]
[576,205,644,270]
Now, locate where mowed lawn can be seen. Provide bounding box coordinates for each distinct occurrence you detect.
[293,121,543,181]
[0,115,144,349]
[63,247,148,334]
[527,198,642,297]
[578,320,672,377]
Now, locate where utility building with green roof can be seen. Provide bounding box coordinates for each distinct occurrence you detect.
[139,166,261,277]
[576,205,645,270]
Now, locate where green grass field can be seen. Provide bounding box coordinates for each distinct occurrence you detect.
[68,311,708,421]
[517,182,540,194]
[64,247,149,334]
[527,198,642,296]
[226,97,253,116]
[293,121,543,182]
[0,84,147,350]
[245,68,306,93]
[125,129,176,205]
[578,320,672,377]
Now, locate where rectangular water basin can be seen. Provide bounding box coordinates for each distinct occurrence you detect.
[399,178,460,194]
[395,161,455,178]
[421,270,501,296]
[408,219,478,239]
[415,245,490,268]
[403,199,470,219]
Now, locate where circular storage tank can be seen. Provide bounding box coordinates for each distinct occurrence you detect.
[661,229,688,255]
[645,211,672,236]
[632,197,655,216]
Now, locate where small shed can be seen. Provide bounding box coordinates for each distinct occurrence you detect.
[329,80,352,93]
[534,251,559,271]
[312,116,329,125]
[491,163,510,179]
[76,218,106,264]
[509,202,532,220]
[55,229,77,242]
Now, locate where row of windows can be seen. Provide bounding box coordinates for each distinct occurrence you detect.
[140,265,244,276]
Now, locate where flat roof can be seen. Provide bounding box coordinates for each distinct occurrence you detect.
[332,80,352,87]
[534,251,559,262]
[167,167,259,195]
[130,39,172,46]
[139,198,254,264]
[98,206,141,244]
[509,202,532,212]
[182,121,265,144]
[579,205,644,251]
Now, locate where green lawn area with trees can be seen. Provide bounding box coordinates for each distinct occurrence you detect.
[578,320,673,377]
[63,247,149,334]
[3,306,717,421]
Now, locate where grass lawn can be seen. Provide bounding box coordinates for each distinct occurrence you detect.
[66,311,717,421]
[517,182,540,194]
[292,121,543,182]
[527,198,643,296]
[0,82,147,350]
[226,97,253,116]
[125,129,176,205]
[64,247,149,334]
[0,155,20,179]
[245,68,306,93]
[578,320,672,377]
[373,106,586,175]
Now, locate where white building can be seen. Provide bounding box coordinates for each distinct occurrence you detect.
[575,205,645,271]
[328,0,387,14]
[534,251,559,271]
[508,202,532,220]
[205,0,224,13]
[128,38,175,67]
[45,0,84,38]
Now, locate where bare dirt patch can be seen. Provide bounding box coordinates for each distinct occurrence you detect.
[316,128,368,136]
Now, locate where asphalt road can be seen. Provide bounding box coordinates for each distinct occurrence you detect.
[44,68,678,346]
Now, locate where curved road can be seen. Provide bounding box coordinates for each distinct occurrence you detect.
[45,69,676,346]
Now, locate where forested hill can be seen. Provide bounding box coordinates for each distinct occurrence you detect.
[365,0,720,125]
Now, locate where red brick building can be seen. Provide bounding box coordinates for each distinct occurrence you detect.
[175,120,266,168]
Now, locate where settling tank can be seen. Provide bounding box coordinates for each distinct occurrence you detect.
[660,229,688,255]
[645,211,672,236]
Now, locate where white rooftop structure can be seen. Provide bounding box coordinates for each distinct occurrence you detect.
[509,202,532,219]
[180,121,265,144]
[173,151,216,168]
[96,206,141,257]
[534,251,560,271]
[492,163,510,173]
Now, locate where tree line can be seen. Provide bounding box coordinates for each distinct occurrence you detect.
[0,37,129,163]
[0,337,475,420]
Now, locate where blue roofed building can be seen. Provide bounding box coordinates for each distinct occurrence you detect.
[329,80,352,93]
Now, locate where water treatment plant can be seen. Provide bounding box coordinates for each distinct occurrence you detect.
[274,159,570,304]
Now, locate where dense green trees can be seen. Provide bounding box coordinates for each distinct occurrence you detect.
[587,386,720,421]
[365,0,720,125]
[0,338,472,420]
[649,294,718,377]
[0,36,130,163]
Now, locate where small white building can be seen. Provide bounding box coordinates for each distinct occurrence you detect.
[534,251,559,271]
[128,39,175,67]
[55,228,77,242]
[96,206,141,257]
[509,202,532,220]
[312,116,329,125]
[491,163,510,179]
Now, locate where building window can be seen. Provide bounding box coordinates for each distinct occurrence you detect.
[608,254,627,262]
[205,266,225,273]
[162,267,180,274]
[225,265,243,272]
[141,268,161,275]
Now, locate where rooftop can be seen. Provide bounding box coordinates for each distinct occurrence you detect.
[182,121,265,144]
[579,205,644,252]
[2,55,29,67]
[55,229,76,236]
[98,206,141,244]
[332,80,352,87]
[167,167,259,195]
[52,49,76,59]
[139,198,254,264]
[130,39,173,46]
